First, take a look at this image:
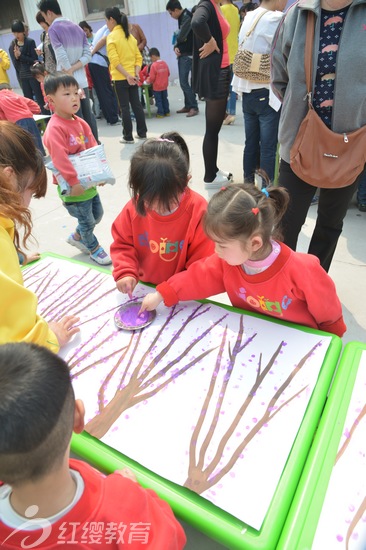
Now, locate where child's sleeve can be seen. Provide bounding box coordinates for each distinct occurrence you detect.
[147,63,155,84]
[107,473,186,549]
[292,255,346,336]
[0,235,59,352]
[23,96,41,114]
[157,254,226,306]
[110,205,140,283]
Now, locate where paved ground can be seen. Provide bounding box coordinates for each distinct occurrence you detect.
[29,84,365,549]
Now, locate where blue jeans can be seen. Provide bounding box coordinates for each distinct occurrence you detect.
[178,55,198,110]
[63,194,103,251]
[226,65,236,115]
[154,89,170,116]
[242,88,280,182]
[357,167,366,204]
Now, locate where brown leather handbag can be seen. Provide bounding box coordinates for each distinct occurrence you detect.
[290,11,366,188]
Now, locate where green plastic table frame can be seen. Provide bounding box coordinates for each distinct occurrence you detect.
[40,254,342,550]
[277,341,366,550]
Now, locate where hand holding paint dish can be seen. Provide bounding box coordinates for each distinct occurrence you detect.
[114,302,156,330]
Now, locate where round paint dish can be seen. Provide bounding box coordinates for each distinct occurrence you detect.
[114,302,156,331]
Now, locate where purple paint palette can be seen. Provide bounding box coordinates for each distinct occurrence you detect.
[114,302,156,331]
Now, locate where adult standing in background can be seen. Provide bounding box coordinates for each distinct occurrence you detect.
[232,0,284,184]
[89,24,120,126]
[166,0,199,117]
[105,7,147,144]
[35,11,57,75]
[9,20,47,114]
[220,0,240,125]
[191,0,231,188]
[129,22,147,52]
[0,49,11,87]
[37,0,99,142]
[271,0,364,272]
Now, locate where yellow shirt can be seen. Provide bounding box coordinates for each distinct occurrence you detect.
[106,25,142,81]
[0,49,10,85]
[0,217,59,351]
[221,4,240,64]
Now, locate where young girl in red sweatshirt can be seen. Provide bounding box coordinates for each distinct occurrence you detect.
[140,183,346,336]
[110,135,214,298]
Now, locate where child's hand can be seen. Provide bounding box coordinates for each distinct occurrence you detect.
[49,315,80,348]
[139,292,163,314]
[116,277,137,299]
[70,183,84,196]
[115,467,137,483]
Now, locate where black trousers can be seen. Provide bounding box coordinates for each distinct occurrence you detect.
[21,77,49,115]
[88,63,119,124]
[278,159,359,272]
[113,80,147,141]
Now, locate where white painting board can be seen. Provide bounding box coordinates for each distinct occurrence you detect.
[312,350,366,549]
[24,257,332,530]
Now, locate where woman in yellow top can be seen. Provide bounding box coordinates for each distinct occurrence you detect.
[0,121,79,351]
[105,7,147,144]
[0,49,10,86]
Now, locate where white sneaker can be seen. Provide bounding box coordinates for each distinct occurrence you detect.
[90,246,112,266]
[217,169,233,181]
[119,138,135,144]
[66,233,89,254]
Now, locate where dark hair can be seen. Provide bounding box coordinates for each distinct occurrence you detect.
[204,183,289,247]
[239,2,258,14]
[129,138,189,216]
[37,0,62,15]
[35,10,48,25]
[0,121,47,250]
[105,7,130,37]
[149,47,160,57]
[79,20,93,33]
[0,343,75,485]
[44,72,79,95]
[11,20,25,33]
[166,0,182,10]
[31,61,46,78]
[160,131,190,167]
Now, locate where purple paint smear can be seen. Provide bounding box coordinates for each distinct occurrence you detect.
[115,304,154,329]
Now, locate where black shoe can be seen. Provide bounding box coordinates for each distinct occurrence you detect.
[357,202,366,212]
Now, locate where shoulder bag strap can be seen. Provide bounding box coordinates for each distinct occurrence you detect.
[304,11,315,106]
[239,10,269,48]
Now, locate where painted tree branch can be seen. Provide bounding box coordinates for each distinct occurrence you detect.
[85,304,227,439]
[184,337,320,493]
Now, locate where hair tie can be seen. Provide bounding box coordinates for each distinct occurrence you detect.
[252,207,259,215]
[220,186,227,191]
[261,188,269,197]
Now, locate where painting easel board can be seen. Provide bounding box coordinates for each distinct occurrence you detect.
[277,341,366,550]
[23,254,342,550]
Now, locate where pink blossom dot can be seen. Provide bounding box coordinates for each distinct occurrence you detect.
[252,417,258,423]
[336,535,343,542]
[349,504,355,512]
[125,414,129,419]
[230,472,236,478]
[236,432,241,437]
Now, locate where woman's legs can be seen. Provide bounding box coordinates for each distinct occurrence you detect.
[203,96,227,182]
[114,80,133,142]
[279,159,359,272]
[129,85,147,138]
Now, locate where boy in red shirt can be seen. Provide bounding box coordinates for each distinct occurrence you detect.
[144,47,170,118]
[0,342,186,549]
[43,73,111,265]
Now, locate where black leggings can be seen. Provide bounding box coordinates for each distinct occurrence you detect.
[203,96,228,182]
[278,159,360,272]
[202,67,230,182]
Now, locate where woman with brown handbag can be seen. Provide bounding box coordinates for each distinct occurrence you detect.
[271,0,365,272]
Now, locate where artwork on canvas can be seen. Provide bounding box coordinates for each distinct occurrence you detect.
[24,257,332,530]
[312,351,366,550]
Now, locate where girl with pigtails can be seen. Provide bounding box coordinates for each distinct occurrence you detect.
[141,183,346,336]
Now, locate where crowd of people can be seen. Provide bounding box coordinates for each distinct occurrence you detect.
[0,0,364,546]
